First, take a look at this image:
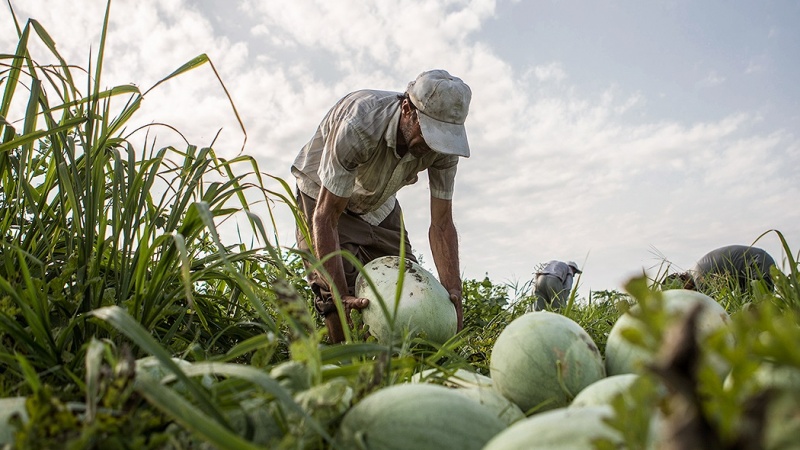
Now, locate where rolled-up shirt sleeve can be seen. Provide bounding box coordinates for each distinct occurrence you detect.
[428,154,459,200]
[318,118,365,198]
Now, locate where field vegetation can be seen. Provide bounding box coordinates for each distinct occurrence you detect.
[1,5,799,449]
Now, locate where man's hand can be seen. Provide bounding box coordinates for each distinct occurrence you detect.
[325,295,370,343]
[448,289,463,331]
[342,295,370,317]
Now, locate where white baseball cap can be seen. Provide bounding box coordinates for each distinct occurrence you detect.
[406,70,472,157]
[567,261,582,274]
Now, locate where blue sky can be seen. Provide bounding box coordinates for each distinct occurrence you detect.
[3,0,799,299]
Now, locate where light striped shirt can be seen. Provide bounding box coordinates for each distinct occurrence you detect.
[292,90,458,225]
[538,261,574,290]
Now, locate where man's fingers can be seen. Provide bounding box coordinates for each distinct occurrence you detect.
[448,290,464,331]
[448,290,462,306]
[345,296,370,310]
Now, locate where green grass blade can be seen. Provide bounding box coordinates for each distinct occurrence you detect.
[143,54,246,151]
[0,116,88,154]
[211,334,275,363]
[0,20,29,119]
[319,342,389,364]
[29,19,76,89]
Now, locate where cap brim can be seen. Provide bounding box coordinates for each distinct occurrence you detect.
[417,113,470,157]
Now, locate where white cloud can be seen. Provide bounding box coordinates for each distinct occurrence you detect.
[746,61,764,74]
[698,70,726,87]
[530,62,567,83]
[768,26,779,39]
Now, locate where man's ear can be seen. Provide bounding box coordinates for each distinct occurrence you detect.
[401,98,413,115]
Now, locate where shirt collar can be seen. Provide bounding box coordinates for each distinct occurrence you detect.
[384,103,403,159]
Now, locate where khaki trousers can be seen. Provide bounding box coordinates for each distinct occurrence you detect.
[533,274,569,311]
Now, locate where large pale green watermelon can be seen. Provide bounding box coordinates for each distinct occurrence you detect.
[0,397,27,446]
[411,368,525,425]
[605,289,731,376]
[483,406,622,449]
[489,311,606,413]
[355,256,457,344]
[570,373,640,408]
[334,383,506,450]
[455,385,526,426]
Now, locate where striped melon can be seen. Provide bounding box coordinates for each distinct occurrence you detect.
[483,406,622,449]
[570,374,640,408]
[0,397,27,446]
[489,311,606,413]
[355,256,456,344]
[334,383,506,450]
[605,289,731,376]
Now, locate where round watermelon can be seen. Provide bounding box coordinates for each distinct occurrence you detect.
[335,383,506,450]
[355,256,457,344]
[411,368,524,425]
[489,311,606,413]
[483,406,622,449]
[605,289,731,376]
[570,373,640,408]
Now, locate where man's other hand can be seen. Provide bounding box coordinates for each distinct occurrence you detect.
[342,295,370,316]
[448,289,463,331]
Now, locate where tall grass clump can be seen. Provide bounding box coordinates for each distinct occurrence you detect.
[0,4,346,440]
[0,2,303,389]
[0,4,480,447]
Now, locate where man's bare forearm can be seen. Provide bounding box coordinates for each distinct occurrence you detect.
[313,188,355,299]
[429,220,462,292]
[430,197,463,330]
[312,188,372,343]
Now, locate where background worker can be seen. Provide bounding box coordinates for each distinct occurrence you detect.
[690,245,777,293]
[532,260,582,311]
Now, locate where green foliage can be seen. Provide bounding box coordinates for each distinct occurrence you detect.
[591,266,800,450]
[0,1,309,392]
[463,276,514,328]
[562,289,632,356]
[459,276,525,374]
[10,345,174,450]
[769,229,800,309]
[591,375,662,450]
